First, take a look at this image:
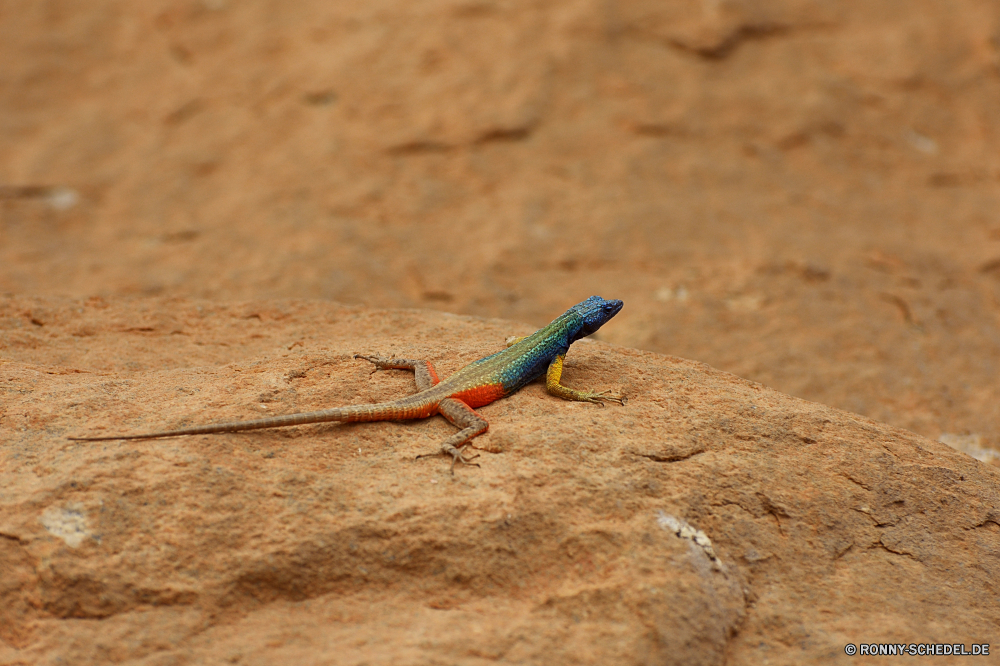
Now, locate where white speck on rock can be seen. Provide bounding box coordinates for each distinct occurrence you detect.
[658,511,721,570]
[40,505,90,548]
[45,187,79,211]
[905,130,938,155]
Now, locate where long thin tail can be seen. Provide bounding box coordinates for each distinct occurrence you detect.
[67,399,436,441]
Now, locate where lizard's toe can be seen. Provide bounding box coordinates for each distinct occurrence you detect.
[354,353,393,371]
[415,447,480,474]
[449,450,481,474]
[586,390,627,406]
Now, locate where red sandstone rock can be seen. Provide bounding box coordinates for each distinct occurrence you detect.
[2,297,997,664]
[3,1,1000,661]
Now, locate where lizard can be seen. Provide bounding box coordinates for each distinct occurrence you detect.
[69,296,626,472]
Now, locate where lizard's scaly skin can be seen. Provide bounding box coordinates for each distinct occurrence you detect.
[69,296,626,470]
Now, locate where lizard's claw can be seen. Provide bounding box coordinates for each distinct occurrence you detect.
[585,390,627,407]
[354,353,393,373]
[449,449,481,475]
[416,448,480,475]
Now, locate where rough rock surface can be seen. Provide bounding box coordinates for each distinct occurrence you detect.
[2,296,999,665]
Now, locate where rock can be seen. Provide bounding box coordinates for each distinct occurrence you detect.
[2,296,998,664]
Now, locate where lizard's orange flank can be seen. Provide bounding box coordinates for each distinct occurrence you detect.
[69,296,627,471]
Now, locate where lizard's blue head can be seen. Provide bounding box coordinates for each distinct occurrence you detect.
[569,296,624,342]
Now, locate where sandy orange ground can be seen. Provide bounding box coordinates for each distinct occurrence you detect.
[3,298,999,664]
[3,2,1000,664]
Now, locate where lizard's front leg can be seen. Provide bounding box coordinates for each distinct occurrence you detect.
[354,355,440,391]
[416,398,488,474]
[545,353,626,406]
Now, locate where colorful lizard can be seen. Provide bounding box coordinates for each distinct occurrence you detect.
[69,296,626,471]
